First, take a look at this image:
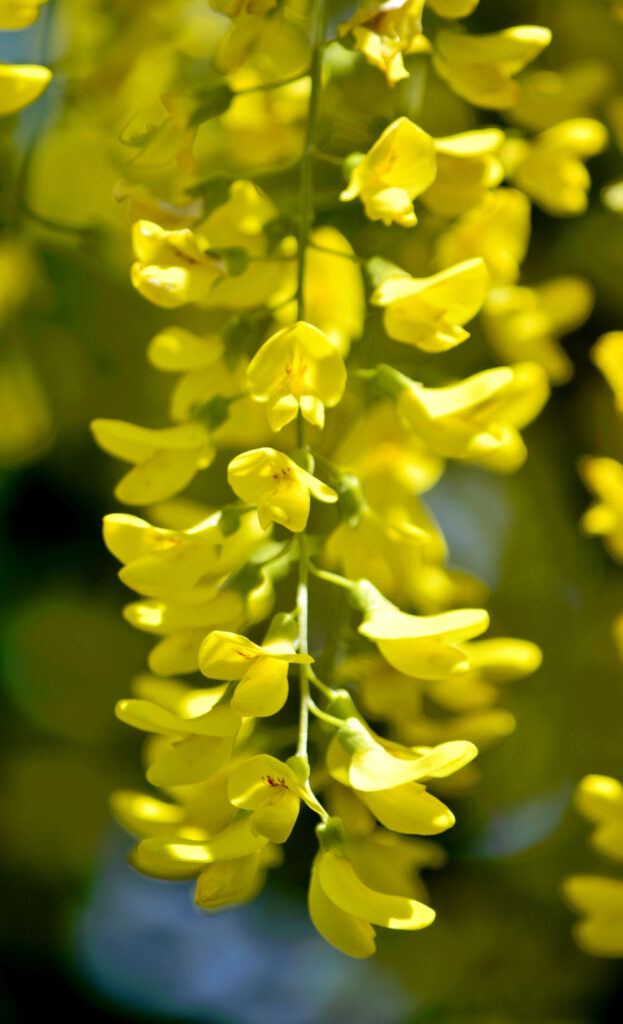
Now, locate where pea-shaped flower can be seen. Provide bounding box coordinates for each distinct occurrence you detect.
[338,0,430,88]
[247,321,347,430]
[371,258,488,352]
[0,63,51,116]
[0,0,50,29]
[422,129,505,217]
[503,119,608,216]
[574,775,623,864]
[227,448,338,532]
[309,848,436,958]
[579,456,623,561]
[199,630,313,717]
[131,220,226,308]
[340,117,437,227]
[562,875,623,957]
[227,754,323,843]
[90,419,215,505]
[436,188,531,285]
[433,26,552,109]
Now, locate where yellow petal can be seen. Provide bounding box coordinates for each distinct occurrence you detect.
[361,784,455,834]
[231,656,290,717]
[0,64,51,116]
[308,859,376,958]
[318,851,436,930]
[146,734,233,786]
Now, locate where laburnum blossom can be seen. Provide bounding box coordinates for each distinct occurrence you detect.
[308,847,436,958]
[227,448,338,531]
[370,257,488,352]
[563,775,623,957]
[579,456,623,561]
[436,188,532,285]
[0,64,51,116]
[246,321,347,430]
[340,117,437,227]
[395,363,550,471]
[483,277,594,385]
[502,119,608,216]
[227,755,325,841]
[338,0,430,88]
[0,0,50,29]
[210,0,279,74]
[422,129,505,217]
[130,221,226,309]
[590,332,623,413]
[508,60,613,132]
[354,579,490,679]
[198,630,313,717]
[432,26,552,109]
[90,420,214,505]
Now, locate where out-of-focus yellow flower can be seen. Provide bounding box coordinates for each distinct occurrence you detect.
[0,64,52,116]
[574,775,623,863]
[198,180,296,311]
[396,363,550,472]
[0,0,50,29]
[579,456,623,561]
[308,847,436,958]
[422,128,505,217]
[199,629,312,717]
[299,226,366,356]
[436,188,531,284]
[341,117,437,227]
[590,332,623,413]
[211,0,278,74]
[227,754,323,841]
[483,277,594,385]
[227,448,338,531]
[90,419,214,505]
[102,507,266,599]
[221,74,308,168]
[354,579,489,679]
[432,26,552,109]
[0,346,54,466]
[131,221,226,308]
[370,257,488,352]
[508,61,614,132]
[427,0,478,14]
[563,876,623,957]
[338,0,430,88]
[247,321,346,431]
[503,119,608,216]
[114,182,203,229]
[127,94,199,174]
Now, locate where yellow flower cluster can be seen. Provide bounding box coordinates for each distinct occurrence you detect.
[85,0,617,958]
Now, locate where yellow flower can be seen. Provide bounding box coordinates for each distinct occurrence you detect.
[579,456,623,561]
[227,448,338,532]
[130,220,226,309]
[103,507,266,599]
[247,321,347,431]
[370,258,488,352]
[574,775,623,864]
[338,0,430,88]
[274,226,366,357]
[562,876,623,957]
[590,332,623,412]
[0,0,50,29]
[90,419,214,505]
[340,117,437,227]
[508,60,614,132]
[194,847,281,910]
[432,26,552,109]
[422,129,505,217]
[227,754,323,841]
[0,64,52,116]
[396,363,550,471]
[308,848,436,958]
[355,578,489,679]
[115,677,240,788]
[427,0,478,15]
[436,188,531,284]
[503,119,608,216]
[483,277,594,385]
[199,630,313,717]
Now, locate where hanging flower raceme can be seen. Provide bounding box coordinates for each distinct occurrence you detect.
[94,0,550,960]
[340,117,437,226]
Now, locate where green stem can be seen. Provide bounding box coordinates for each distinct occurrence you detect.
[235,70,310,95]
[308,698,344,729]
[296,530,310,759]
[308,242,366,265]
[296,0,327,321]
[307,561,355,592]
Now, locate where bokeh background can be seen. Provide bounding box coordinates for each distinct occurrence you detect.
[1,0,623,1021]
